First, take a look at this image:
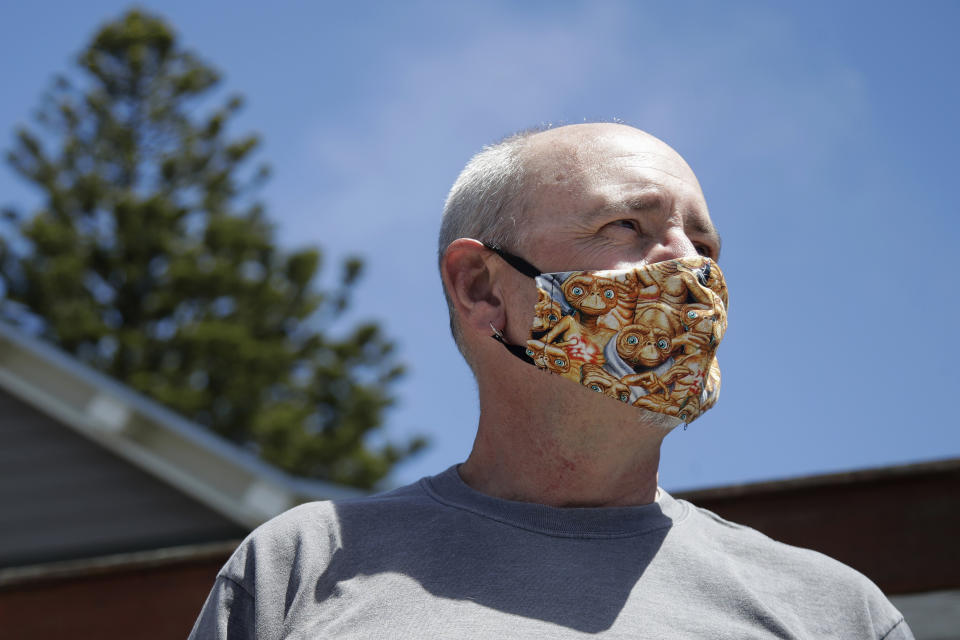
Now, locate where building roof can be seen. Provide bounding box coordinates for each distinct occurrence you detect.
[0,321,363,531]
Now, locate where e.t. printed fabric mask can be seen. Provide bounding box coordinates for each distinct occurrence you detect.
[486,243,728,424]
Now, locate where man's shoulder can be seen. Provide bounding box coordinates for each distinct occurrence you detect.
[678,497,865,578]
[676,497,869,582]
[218,477,436,588]
[258,478,431,537]
[672,497,908,636]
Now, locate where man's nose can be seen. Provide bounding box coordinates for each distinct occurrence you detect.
[644,228,699,263]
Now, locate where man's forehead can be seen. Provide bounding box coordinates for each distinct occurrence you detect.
[516,125,720,253]
[524,126,698,187]
[523,141,703,209]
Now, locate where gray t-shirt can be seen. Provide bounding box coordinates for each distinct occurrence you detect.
[190,466,912,639]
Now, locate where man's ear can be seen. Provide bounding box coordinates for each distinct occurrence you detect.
[441,238,505,333]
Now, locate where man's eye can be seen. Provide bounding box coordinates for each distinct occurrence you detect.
[612,219,638,232]
[694,244,712,258]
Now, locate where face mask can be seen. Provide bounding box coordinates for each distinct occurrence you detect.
[484,242,728,425]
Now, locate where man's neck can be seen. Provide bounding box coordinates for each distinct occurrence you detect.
[459,378,669,507]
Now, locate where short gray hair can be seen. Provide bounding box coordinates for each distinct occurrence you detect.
[438,128,546,357]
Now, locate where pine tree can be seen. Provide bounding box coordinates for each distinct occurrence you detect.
[0,9,424,489]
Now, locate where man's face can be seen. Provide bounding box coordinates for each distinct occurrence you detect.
[490,125,722,431]
[517,125,720,274]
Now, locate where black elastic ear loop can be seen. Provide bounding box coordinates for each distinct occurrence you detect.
[481,242,542,279]
[489,323,535,364]
[481,241,542,365]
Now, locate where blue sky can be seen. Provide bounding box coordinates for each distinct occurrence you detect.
[2,1,958,490]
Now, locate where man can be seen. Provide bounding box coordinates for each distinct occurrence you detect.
[190,123,912,638]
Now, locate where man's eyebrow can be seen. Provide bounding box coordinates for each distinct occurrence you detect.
[585,190,664,218]
[624,190,665,211]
